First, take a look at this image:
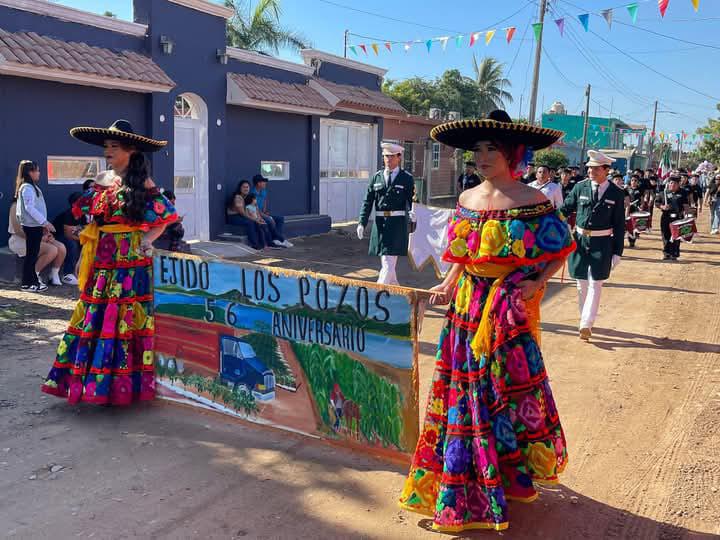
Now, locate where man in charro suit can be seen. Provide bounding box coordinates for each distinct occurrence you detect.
[357,143,416,285]
[560,150,626,341]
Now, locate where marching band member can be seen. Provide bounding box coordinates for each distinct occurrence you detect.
[656,176,689,261]
[560,150,626,341]
[357,142,416,285]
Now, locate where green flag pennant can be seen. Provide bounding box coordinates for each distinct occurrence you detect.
[626,2,639,24]
[532,22,543,41]
[426,39,432,52]
[455,34,464,48]
[348,45,357,56]
[578,13,590,32]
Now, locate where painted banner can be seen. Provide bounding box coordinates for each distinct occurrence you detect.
[152,251,422,459]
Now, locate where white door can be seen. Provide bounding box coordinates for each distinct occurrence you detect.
[174,118,202,239]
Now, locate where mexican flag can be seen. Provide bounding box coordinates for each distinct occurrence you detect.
[657,145,672,180]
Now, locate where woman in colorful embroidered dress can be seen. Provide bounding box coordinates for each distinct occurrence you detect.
[399,111,574,532]
[41,120,176,406]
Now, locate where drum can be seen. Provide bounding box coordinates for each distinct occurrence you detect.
[670,217,697,242]
[629,211,651,233]
[625,216,634,235]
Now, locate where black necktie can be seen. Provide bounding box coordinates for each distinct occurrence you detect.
[592,184,598,204]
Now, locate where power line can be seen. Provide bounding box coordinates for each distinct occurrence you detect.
[319,0,534,37]
[506,16,533,74]
[557,0,720,51]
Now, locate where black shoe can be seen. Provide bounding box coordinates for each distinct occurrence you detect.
[663,254,672,260]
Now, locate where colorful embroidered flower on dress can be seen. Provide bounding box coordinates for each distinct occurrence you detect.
[478,220,507,256]
[119,238,131,257]
[454,278,473,315]
[508,219,526,240]
[523,229,536,249]
[153,200,166,215]
[535,215,569,252]
[511,239,526,258]
[517,395,544,431]
[466,230,480,255]
[527,441,557,477]
[449,237,468,258]
[97,234,117,263]
[454,219,472,239]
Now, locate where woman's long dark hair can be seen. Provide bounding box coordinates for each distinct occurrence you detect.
[14,160,40,198]
[122,151,151,222]
[233,180,250,197]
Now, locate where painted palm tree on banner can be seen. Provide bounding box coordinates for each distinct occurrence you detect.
[472,55,513,116]
[658,144,673,179]
[225,0,310,54]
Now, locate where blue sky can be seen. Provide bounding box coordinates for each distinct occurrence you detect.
[58,0,719,140]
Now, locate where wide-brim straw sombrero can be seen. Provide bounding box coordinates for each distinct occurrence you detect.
[70,119,167,152]
[431,110,563,151]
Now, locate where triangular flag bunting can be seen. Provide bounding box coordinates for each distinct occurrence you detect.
[470,32,480,46]
[578,13,590,31]
[658,0,669,17]
[554,18,565,36]
[384,42,392,52]
[601,8,613,28]
[404,41,411,52]
[691,0,699,11]
[627,3,639,23]
[455,35,464,48]
[505,27,516,43]
[485,29,496,45]
[359,44,367,55]
[371,43,379,55]
[426,39,432,53]
[532,22,543,42]
[440,36,449,51]
[348,45,357,56]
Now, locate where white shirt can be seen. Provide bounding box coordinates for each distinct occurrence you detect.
[591,180,610,202]
[529,179,564,209]
[17,183,48,227]
[383,166,400,186]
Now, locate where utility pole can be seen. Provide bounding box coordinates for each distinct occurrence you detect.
[527,0,547,125]
[648,100,658,169]
[518,94,523,120]
[677,136,683,169]
[579,84,591,171]
[343,29,349,58]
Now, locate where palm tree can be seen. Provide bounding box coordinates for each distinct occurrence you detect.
[225,0,310,54]
[472,55,514,116]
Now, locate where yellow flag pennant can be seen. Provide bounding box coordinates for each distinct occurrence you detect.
[371,43,379,55]
[691,0,699,11]
[485,29,496,45]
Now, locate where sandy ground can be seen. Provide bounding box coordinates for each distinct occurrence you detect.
[1,216,719,540]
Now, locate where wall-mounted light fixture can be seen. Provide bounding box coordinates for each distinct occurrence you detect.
[216,48,228,65]
[160,35,174,55]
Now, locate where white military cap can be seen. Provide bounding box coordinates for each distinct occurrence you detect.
[586,150,615,167]
[381,142,405,156]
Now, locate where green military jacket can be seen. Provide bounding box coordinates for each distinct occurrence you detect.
[560,179,626,280]
[358,168,415,256]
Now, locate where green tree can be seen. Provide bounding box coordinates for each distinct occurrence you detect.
[691,103,720,165]
[225,0,310,53]
[472,55,513,116]
[103,11,116,17]
[382,77,436,116]
[534,148,568,169]
[433,69,480,117]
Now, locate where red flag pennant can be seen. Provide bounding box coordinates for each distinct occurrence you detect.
[384,42,392,52]
[658,0,669,17]
[470,32,479,46]
[505,27,516,44]
[359,44,367,55]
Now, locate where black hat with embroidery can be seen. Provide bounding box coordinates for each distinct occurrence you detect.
[70,120,167,152]
[430,110,563,152]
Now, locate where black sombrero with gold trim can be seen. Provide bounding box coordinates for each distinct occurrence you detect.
[70,120,167,152]
[430,110,563,151]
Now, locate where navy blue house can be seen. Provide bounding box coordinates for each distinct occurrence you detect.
[0,0,406,246]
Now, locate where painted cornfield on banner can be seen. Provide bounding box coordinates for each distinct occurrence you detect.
[152,251,422,458]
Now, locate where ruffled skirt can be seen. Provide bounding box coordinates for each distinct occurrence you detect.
[41,231,156,405]
[399,271,567,532]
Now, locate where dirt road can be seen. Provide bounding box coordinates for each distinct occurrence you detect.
[1,220,719,539]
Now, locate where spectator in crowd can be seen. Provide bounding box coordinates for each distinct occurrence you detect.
[243,193,273,250]
[688,175,703,214]
[521,162,536,184]
[529,164,564,208]
[252,174,293,248]
[82,178,94,192]
[560,167,576,199]
[12,160,65,291]
[50,192,83,284]
[456,160,482,192]
[154,190,190,253]
[227,180,269,250]
[705,175,720,234]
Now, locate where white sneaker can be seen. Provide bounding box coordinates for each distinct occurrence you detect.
[36,273,47,287]
[281,240,294,248]
[62,274,79,285]
[272,240,285,247]
[27,283,48,292]
[48,269,62,286]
